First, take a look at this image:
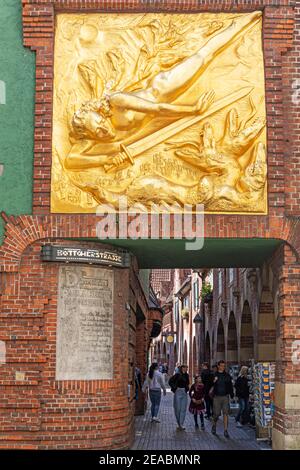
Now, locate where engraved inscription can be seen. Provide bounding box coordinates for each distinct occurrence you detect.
[56,265,114,380]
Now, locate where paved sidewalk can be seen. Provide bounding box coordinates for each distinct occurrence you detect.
[132,389,271,450]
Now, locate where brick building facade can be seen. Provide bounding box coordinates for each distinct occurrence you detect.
[0,0,299,450]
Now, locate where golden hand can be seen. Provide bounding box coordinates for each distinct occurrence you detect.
[196,90,215,113]
[103,152,127,173]
[112,153,127,167]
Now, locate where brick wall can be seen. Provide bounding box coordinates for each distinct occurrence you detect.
[19,0,299,236]
[0,238,153,449]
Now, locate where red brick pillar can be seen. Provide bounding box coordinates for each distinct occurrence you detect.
[273,244,300,450]
[257,288,276,361]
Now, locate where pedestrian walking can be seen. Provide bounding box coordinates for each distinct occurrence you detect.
[163,362,169,386]
[189,375,205,430]
[174,362,180,374]
[142,362,166,422]
[201,362,214,420]
[169,364,190,431]
[235,366,250,427]
[211,360,234,438]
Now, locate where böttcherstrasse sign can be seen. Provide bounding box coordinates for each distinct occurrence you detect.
[41,245,130,267]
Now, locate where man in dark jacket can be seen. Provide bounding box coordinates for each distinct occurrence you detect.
[211,360,234,438]
[201,363,214,419]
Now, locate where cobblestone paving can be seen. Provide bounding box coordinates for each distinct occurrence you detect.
[132,389,271,450]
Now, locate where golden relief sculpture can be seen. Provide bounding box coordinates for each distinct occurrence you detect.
[51,12,267,213]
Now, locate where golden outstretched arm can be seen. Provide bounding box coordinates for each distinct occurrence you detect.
[65,91,215,170]
[109,90,215,118]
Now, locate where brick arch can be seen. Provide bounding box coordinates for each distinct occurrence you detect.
[0,213,101,272]
[216,318,225,363]
[1,214,300,273]
[227,311,238,364]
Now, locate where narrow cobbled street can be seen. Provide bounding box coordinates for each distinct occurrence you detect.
[132,389,271,451]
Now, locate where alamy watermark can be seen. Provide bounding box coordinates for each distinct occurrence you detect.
[95,197,205,251]
[292,340,300,365]
[292,79,300,106]
[0,80,6,105]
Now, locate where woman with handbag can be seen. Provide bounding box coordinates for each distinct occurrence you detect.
[169,365,190,431]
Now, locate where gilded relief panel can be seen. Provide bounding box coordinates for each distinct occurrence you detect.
[51,12,267,213]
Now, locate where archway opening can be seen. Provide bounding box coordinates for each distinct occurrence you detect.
[216,319,225,362]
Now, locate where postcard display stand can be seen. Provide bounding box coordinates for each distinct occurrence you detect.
[252,362,276,439]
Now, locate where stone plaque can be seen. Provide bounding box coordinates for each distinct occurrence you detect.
[56,265,114,380]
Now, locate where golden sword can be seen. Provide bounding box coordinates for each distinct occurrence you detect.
[104,86,253,173]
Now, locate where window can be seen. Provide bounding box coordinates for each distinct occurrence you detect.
[218,270,222,294]
[174,300,179,323]
[183,295,190,308]
[193,279,199,309]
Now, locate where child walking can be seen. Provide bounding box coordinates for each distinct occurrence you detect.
[189,375,205,429]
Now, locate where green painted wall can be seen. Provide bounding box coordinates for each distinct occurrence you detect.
[0,0,35,244]
[80,238,283,268]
